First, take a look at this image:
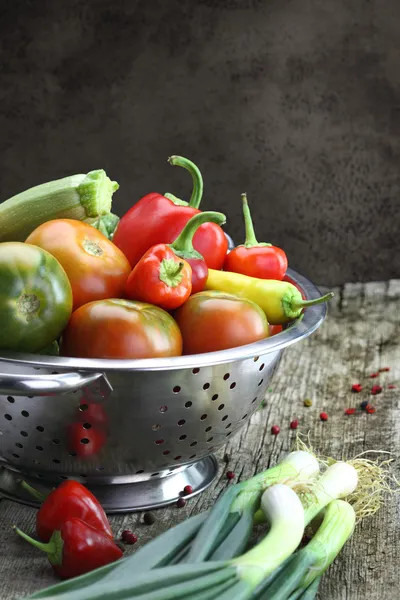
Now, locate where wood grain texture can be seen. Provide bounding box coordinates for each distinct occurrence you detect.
[0,280,399,599]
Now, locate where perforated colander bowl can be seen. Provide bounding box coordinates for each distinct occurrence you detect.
[0,268,326,512]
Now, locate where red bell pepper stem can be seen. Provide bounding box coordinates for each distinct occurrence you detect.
[242,193,271,248]
[20,480,47,503]
[159,259,185,287]
[170,211,227,260]
[14,526,63,565]
[165,155,204,209]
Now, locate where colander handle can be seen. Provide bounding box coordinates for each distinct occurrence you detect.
[0,371,107,396]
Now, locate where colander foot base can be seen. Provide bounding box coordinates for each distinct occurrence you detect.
[0,455,219,513]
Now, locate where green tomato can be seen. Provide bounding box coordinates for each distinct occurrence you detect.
[0,242,73,353]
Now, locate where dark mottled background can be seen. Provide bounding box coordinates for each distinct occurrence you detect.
[0,0,399,285]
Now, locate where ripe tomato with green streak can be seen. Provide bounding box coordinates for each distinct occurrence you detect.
[61,299,182,359]
[0,242,73,353]
[174,290,270,354]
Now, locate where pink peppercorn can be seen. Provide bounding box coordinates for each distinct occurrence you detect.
[371,385,382,395]
[121,530,138,544]
[183,485,193,495]
[369,373,379,378]
[388,385,396,389]
[320,412,328,421]
[351,384,362,393]
[344,408,356,415]
[226,471,235,480]
[271,425,280,435]
[177,497,186,508]
[379,367,390,372]
[366,405,376,414]
[290,420,299,430]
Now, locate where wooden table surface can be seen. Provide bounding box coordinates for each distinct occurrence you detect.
[1,281,399,600]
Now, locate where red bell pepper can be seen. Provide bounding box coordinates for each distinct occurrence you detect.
[68,422,107,458]
[21,479,113,542]
[125,245,192,310]
[113,156,228,270]
[224,193,288,280]
[169,211,226,294]
[14,518,122,579]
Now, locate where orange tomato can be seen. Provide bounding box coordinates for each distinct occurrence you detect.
[61,299,182,359]
[26,219,131,310]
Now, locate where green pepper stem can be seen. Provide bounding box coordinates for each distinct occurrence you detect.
[168,156,204,209]
[164,193,189,207]
[159,259,185,288]
[292,292,334,310]
[170,211,226,260]
[20,480,47,502]
[14,527,55,554]
[242,193,259,247]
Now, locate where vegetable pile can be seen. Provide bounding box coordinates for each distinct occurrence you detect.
[15,443,395,597]
[0,156,333,359]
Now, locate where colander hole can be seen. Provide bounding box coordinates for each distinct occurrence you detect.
[203,383,210,390]
[205,426,212,432]
[226,431,232,437]
[218,404,225,411]
[207,437,213,442]
[32,459,40,465]
[82,423,92,429]
[179,434,187,440]
[229,382,236,389]
[15,443,23,448]
[36,426,44,432]
[59,475,68,480]
[190,441,197,447]
[33,367,41,371]
[200,414,207,420]
[155,439,164,445]
[79,404,89,412]
[192,368,200,374]
[252,397,257,403]
[160,405,168,413]
[51,371,59,375]
[212,394,218,401]
[151,472,160,477]
[21,410,29,417]
[226,423,232,429]
[96,467,105,471]
[37,474,44,479]
[258,379,264,386]
[20,431,28,437]
[253,356,259,362]
[52,459,60,464]
[12,453,19,459]
[222,415,228,421]
[4,414,12,421]
[163,450,170,455]
[80,438,90,444]
[185,401,192,408]
[242,414,248,420]
[7,397,15,403]
[136,470,144,474]
[36,446,43,451]
[52,439,61,445]
[27,396,34,399]
[223,373,230,380]
[259,363,265,371]
[79,474,87,478]
[178,419,186,426]
[152,424,161,431]
[174,456,182,460]
[69,452,77,457]
[189,454,196,459]
[173,386,181,393]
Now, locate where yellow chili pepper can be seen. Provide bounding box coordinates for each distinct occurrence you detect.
[205,269,334,325]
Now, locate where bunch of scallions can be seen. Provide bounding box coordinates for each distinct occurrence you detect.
[26,443,395,600]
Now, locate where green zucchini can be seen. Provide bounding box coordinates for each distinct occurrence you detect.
[0,170,119,242]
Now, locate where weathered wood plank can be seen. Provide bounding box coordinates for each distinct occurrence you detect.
[0,280,399,599]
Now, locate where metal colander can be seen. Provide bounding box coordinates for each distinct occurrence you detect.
[0,268,326,512]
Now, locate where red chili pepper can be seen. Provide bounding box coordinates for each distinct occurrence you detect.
[125,244,192,310]
[68,422,106,458]
[223,193,288,280]
[113,156,228,270]
[14,518,122,579]
[21,480,113,542]
[168,211,226,294]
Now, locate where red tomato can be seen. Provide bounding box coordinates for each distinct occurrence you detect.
[61,299,182,359]
[26,219,131,310]
[174,291,269,355]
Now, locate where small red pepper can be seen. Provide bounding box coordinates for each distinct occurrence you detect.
[113,156,228,270]
[168,211,226,294]
[223,193,288,280]
[14,518,122,579]
[21,480,113,542]
[125,244,192,310]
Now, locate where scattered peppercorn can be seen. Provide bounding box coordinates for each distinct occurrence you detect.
[183,485,194,495]
[369,373,379,378]
[351,384,363,393]
[143,511,156,525]
[176,498,186,508]
[303,398,313,407]
[320,412,328,422]
[290,419,299,430]
[344,408,356,415]
[226,471,235,480]
[360,400,369,410]
[379,367,390,372]
[371,385,382,395]
[121,530,138,544]
[271,425,280,435]
[388,385,396,389]
[366,405,376,414]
